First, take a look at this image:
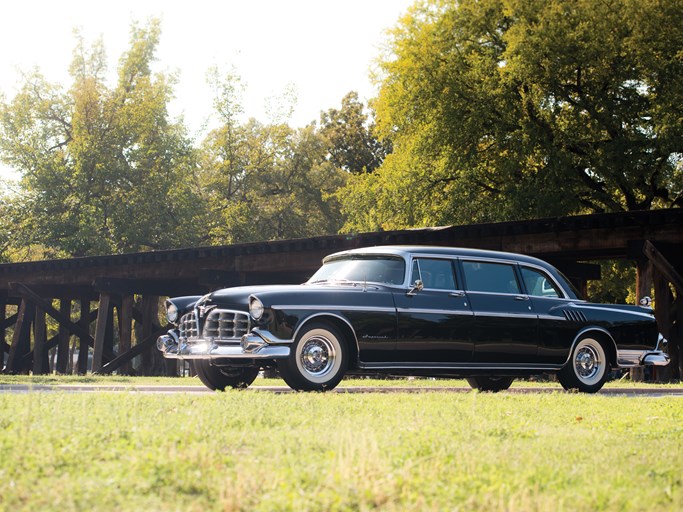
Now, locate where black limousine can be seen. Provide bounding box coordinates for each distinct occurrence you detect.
[157,246,668,393]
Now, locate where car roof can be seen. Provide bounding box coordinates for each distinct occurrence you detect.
[324,245,552,268]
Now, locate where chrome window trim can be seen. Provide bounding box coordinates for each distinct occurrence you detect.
[460,259,524,295]
[463,290,529,298]
[312,253,408,288]
[458,258,571,299]
[409,255,460,292]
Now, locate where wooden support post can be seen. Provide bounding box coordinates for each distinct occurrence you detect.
[5,300,35,374]
[643,241,683,381]
[92,293,111,373]
[77,297,90,374]
[32,306,49,374]
[675,299,683,380]
[0,299,5,368]
[95,323,171,375]
[56,299,71,374]
[636,259,653,300]
[139,295,169,376]
[631,259,654,381]
[643,241,683,295]
[119,295,134,375]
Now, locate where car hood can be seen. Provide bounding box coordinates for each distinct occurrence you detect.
[206,283,396,310]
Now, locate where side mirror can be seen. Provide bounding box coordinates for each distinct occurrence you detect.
[407,280,424,296]
[639,296,652,307]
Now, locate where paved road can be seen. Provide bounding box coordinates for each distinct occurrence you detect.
[2,384,682,397]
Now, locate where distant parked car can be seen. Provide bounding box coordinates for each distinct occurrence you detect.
[157,246,668,393]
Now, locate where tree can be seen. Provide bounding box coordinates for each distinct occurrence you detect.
[198,72,346,245]
[337,0,683,232]
[319,91,389,174]
[0,20,205,257]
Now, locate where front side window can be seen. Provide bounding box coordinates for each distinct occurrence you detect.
[411,258,457,290]
[462,261,521,294]
[520,267,562,298]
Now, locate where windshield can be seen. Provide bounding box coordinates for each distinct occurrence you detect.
[307,256,406,286]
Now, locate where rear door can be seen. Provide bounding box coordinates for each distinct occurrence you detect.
[519,265,577,365]
[461,259,539,364]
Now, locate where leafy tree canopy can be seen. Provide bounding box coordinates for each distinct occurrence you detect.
[338,0,683,232]
[198,72,347,245]
[0,20,205,257]
[319,91,390,174]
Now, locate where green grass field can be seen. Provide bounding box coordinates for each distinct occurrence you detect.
[0,378,681,511]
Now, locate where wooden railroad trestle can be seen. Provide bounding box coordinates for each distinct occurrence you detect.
[1,209,682,379]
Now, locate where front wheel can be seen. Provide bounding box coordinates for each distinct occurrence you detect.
[193,360,259,391]
[278,322,348,391]
[467,376,514,392]
[558,336,609,393]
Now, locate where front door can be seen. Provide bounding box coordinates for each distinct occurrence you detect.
[393,257,474,363]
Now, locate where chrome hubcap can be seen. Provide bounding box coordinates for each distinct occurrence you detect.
[300,335,336,377]
[575,345,601,381]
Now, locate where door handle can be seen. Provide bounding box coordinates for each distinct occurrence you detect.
[514,295,530,301]
[450,291,466,297]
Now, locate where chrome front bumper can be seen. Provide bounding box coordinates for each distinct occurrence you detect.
[617,350,669,368]
[157,329,291,360]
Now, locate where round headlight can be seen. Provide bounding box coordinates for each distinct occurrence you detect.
[166,303,179,323]
[249,297,264,321]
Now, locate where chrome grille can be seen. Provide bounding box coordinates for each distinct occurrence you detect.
[202,310,250,343]
[178,311,199,341]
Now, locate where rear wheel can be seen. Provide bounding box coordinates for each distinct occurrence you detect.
[466,376,514,392]
[558,336,609,393]
[193,360,259,391]
[278,322,348,391]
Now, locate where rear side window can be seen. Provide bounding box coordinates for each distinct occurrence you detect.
[462,261,521,294]
[520,267,562,298]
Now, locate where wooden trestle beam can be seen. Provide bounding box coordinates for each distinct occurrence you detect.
[1,209,681,378]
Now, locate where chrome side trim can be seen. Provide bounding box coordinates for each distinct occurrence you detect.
[248,329,292,345]
[271,305,396,313]
[538,314,565,321]
[397,308,473,316]
[472,312,538,320]
[563,327,619,367]
[359,362,562,371]
[290,312,361,357]
[572,305,655,320]
[617,349,645,367]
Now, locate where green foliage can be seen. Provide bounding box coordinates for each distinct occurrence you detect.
[0,389,681,511]
[587,260,638,305]
[198,72,346,245]
[0,20,205,257]
[319,91,389,174]
[338,0,683,232]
